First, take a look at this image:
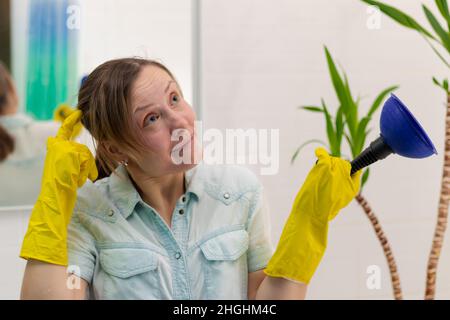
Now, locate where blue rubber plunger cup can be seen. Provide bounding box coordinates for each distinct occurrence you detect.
[350,94,438,175]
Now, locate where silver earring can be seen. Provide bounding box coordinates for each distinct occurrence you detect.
[121,160,129,167]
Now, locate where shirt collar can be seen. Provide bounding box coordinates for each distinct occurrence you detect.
[108,162,204,219]
[184,161,204,201]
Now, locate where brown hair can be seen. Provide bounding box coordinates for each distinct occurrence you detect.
[0,61,15,162]
[77,58,181,179]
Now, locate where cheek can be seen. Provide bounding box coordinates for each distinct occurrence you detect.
[140,131,171,155]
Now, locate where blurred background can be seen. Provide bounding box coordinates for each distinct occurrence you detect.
[0,0,448,300]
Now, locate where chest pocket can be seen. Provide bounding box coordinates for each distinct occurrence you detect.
[97,247,162,299]
[200,228,249,260]
[100,248,158,278]
[198,228,249,299]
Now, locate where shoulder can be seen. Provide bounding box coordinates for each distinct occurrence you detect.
[195,163,262,204]
[73,177,115,220]
[200,163,260,187]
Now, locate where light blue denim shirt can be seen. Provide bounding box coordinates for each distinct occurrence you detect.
[67,161,274,300]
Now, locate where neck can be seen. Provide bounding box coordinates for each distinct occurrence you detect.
[128,169,185,223]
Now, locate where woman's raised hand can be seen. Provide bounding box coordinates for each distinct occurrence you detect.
[20,110,97,266]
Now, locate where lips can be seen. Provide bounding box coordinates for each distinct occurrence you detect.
[172,132,194,152]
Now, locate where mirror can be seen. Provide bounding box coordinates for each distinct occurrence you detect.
[0,0,196,299]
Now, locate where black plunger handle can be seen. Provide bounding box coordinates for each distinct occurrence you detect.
[315,135,394,176]
[350,135,393,175]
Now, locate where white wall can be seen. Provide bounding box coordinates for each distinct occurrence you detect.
[79,0,194,106]
[200,0,449,299]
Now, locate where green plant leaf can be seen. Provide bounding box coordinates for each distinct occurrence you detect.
[361,0,437,40]
[367,85,399,119]
[435,0,450,29]
[432,76,450,92]
[359,135,368,157]
[423,4,450,51]
[345,133,355,156]
[335,105,345,151]
[322,99,338,156]
[324,47,351,115]
[355,117,371,155]
[356,95,362,110]
[291,139,327,164]
[421,33,450,68]
[343,72,358,135]
[364,0,450,67]
[299,106,323,113]
[361,168,370,190]
[433,76,441,86]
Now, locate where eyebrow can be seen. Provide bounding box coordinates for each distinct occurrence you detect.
[133,80,176,114]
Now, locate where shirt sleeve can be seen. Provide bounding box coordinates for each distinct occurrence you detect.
[246,184,275,273]
[67,211,97,285]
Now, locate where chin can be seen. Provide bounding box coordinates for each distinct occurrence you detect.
[170,139,203,169]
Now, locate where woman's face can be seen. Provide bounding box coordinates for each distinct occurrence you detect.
[127,65,200,178]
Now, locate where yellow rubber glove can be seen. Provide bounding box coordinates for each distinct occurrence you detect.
[53,104,83,140]
[264,147,362,284]
[20,110,98,266]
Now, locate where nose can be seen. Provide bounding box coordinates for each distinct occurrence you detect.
[166,107,191,136]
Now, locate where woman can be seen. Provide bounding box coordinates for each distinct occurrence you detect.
[19,58,361,299]
[0,61,60,206]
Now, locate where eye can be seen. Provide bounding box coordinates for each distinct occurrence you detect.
[170,92,180,106]
[143,113,159,127]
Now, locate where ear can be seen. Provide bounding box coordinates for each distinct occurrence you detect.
[104,141,127,163]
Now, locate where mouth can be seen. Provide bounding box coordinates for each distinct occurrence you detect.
[172,132,194,152]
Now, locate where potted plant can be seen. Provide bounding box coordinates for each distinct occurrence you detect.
[294,46,402,299]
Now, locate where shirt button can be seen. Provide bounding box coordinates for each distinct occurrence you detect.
[179,209,184,215]
[182,196,186,202]
[108,210,114,217]
[223,192,230,199]
[175,252,181,259]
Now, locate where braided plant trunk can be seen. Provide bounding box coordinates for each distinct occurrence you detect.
[355,193,403,300]
[425,91,450,300]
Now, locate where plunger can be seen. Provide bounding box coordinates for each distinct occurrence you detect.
[349,94,437,175]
